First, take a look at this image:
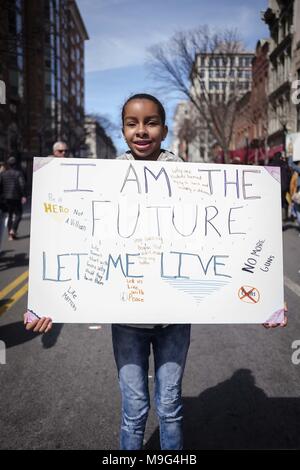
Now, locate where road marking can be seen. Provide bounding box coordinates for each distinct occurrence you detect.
[0,270,29,300]
[284,276,300,298]
[0,271,29,316]
[0,282,28,316]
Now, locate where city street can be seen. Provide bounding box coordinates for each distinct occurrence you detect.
[0,212,299,450]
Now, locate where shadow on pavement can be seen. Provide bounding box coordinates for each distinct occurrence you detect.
[282,222,300,233]
[41,323,64,349]
[0,252,29,271]
[145,369,300,450]
[14,234,30,240]
[0,321,63,349]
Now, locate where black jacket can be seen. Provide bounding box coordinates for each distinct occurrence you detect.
[0,168,26,200]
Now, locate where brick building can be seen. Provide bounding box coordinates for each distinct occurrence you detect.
[231,40,269,163]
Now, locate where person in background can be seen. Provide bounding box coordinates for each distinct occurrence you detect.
[0,161,6,174]
[269,152,292,222]
[51,141,69,158]
[0,156,27,240]
[290,160,300,231]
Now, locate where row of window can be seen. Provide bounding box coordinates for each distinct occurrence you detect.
[202,80,251,91]
[199,56,253,68]
[199,69,252,79]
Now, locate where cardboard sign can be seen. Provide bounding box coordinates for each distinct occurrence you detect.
[28,157,284,324]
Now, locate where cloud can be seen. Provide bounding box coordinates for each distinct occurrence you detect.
[85,31,170,72]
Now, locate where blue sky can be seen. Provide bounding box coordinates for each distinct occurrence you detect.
[77,0,269,153]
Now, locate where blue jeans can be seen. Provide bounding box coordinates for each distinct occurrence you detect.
[111,324,191,450]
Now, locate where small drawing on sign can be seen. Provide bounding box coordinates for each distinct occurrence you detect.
[238,286,260,304]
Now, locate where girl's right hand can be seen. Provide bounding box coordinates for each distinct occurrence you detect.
[24,313,53,333]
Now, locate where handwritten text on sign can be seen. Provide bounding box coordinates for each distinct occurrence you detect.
[28,158,284,324]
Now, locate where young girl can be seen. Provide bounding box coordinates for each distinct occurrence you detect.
[24,93,287,448]
[25,94,191,450]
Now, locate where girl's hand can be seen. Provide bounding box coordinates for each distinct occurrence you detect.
[24,312,53,333]
[263,314,288,329]
[263,302,288,329]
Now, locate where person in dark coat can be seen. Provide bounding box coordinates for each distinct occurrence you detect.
[269,152,292,221]
[0,156,27,240]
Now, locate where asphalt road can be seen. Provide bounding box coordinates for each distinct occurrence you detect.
[0,214,299,450]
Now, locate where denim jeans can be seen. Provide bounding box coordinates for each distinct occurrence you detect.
[111,324,191,450]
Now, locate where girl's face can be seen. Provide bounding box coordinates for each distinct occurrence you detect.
[122,99,168,160]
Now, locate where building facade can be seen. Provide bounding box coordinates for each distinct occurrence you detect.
[0,0,88,184]
[292,0,300,133]
[262,0,294,151]
[84,116,117,160]
[191,51,254,161]
[231,40,269,163]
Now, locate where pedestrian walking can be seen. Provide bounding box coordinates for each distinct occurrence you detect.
[24,93,288,450]
[0,156,27,240]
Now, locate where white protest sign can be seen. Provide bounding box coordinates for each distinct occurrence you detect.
[28,157,284,324]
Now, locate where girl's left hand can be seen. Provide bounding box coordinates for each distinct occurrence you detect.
[263,314,288,329]
[263,302,288,329]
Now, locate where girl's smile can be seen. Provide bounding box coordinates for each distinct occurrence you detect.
[123,99,168,160]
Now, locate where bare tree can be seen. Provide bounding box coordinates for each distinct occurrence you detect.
[148,26,248,162]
